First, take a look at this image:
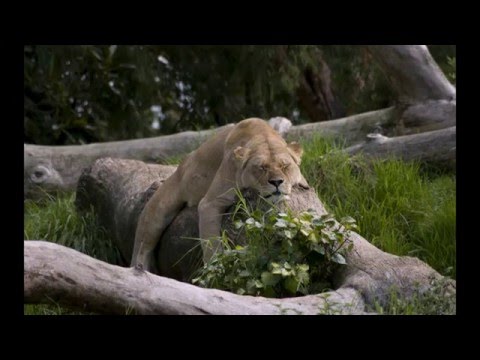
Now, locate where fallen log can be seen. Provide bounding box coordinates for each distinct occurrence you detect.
[345,126,456,170]
[24,241,368,315]
[24,125,232,199]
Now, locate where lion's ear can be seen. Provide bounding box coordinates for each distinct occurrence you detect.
[287,142,303,164]
[234,146,250,161]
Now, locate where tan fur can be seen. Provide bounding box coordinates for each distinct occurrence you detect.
[131,118,309,271]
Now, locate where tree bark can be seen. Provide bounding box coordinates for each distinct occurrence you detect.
[25,157,454,315]
[366,45,456,103]
[297,59,345,122]
[345,126,456,170]
[287,107,396,143]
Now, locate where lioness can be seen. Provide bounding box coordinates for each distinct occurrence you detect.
[131,118,309,272]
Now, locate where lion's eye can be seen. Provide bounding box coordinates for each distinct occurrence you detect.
[260,165,267,171]
[282,163,290,170]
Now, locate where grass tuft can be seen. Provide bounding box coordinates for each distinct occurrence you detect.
[24,192,121,314]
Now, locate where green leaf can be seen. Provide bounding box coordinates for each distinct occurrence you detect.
[300,228,310,237]
[332,253,347,265]
[261,272,281,286]
[246,279,257,292]
[322,216,336,225]
[238,270,251,277]
[284,277,299,294]
[341,216,356,224]
[234,220,244,229]
[295,265,310,285]
[313,244,325,255]
[281,268,292,277]
[237,288,246,295]
[308,232,318,243]
[271,267,283,275]
[297,264,309,272]
[284,230,293,239]
[254,221,263,228]
[263,286,277,298]
[274,219,287,228]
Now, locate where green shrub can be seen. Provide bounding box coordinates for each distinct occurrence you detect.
[193,192,356,297]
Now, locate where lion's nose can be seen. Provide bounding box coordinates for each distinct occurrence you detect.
[268,179,284,188]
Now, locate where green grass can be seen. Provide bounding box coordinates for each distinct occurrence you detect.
[300,136,456,278]
[24,193,121,315]
[24,193,121,264]
[371,277,456,315]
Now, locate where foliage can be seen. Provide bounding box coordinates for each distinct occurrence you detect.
[24,45,319,144]
[25,45,455,146]
[428,45,456,85]
[300,136,456,278]
[446,56,456,84]
[24,45,162,145]
[192,192,355,297]
[321,46,394,114]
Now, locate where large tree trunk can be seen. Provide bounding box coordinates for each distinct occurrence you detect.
[297,59,345,122]
[366,45,456,103]
[23,158,451,314]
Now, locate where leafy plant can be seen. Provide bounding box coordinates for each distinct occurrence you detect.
[192,192,355,298]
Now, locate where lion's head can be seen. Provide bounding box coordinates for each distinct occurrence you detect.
[233,139,307,199]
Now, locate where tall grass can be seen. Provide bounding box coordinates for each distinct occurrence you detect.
[300,136,456,278]
[24,193,121,264]
[24,193,121,314]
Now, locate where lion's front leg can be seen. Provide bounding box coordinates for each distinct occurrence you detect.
[131,171,185,273]
[198,197,229,264]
